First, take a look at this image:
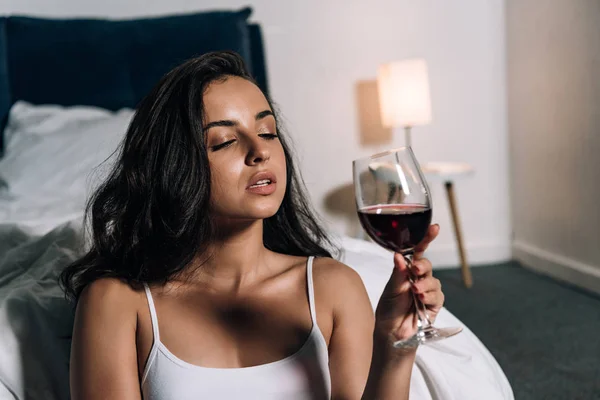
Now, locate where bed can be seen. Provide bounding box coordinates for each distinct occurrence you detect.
[0,8,513,400]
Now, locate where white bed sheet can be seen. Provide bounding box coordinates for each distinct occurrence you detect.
[0,218,513,400]
[340,236,513,399]
[0,193,85,237]
[0,221,81,400]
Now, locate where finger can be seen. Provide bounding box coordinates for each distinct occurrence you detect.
[411,276,441,294]
[381,253,412,297]
[414,224,440,259]
[393,311,419,342]
[411,258,433,278]
[393,252,408,274]
[419,290,445,311]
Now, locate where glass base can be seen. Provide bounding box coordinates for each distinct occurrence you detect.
[393,326,463,349]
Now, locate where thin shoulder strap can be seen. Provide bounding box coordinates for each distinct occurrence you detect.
[306,256,318,326]
[143,283,160,342]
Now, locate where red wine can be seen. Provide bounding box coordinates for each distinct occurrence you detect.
[358,204,432,254]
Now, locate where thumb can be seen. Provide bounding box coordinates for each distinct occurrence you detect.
[381,253,412,298]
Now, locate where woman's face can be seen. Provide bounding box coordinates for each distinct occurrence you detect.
[203,76,287,221]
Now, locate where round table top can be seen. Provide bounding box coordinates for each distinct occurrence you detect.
[367,161,474,183]
[421,162,474,180]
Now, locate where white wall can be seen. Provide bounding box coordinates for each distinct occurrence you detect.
[2,0,511,268]
[507,0,600,293]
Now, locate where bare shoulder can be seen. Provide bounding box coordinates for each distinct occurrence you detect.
[80,277,139,302]
[311,257,374,356]
[312,257,366,292]
[71,278,143,399]
[77,277,142,322]
[311,257,372,316]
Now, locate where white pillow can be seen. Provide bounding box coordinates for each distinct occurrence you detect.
[0,101,134,199]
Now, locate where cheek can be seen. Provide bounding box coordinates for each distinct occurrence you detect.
[208,159,242,200]
[277,150,288,184]
[276,157,288,197]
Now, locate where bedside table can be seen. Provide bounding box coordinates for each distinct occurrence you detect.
[422,162,474,288]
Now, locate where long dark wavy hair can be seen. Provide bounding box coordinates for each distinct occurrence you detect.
[60,51,338,302]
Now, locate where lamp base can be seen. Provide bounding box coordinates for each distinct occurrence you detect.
[404,126,412,147]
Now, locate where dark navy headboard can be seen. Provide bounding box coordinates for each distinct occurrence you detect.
[0,7,269,154]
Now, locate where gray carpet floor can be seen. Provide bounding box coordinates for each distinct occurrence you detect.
[436,262,600,400]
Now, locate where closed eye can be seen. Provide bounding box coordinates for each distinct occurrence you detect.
[210,139,236,151]
[210,134,277,151]
[259,133,278,140]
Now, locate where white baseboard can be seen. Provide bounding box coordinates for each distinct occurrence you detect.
[426,242,512,269]
[513,241,600,294]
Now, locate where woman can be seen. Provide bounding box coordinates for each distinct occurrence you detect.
[60,51,445,400]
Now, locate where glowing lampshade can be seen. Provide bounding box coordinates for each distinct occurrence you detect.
[377,58,432,129]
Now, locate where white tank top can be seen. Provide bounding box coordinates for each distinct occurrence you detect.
[141,256,331,400]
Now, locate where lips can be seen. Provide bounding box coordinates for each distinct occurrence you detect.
[246,171,277,195]
[246,171,277,189]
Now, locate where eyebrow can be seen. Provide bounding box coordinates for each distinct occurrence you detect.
[203,110,274,131]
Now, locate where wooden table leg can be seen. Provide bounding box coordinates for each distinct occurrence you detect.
[445,181,473,288]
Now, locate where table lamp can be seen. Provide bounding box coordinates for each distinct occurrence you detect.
[377,58,432,147]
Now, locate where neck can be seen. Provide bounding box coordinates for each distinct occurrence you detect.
[187,218,274,292]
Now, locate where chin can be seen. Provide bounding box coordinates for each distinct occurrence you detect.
[214,199,282,221]
[246,202,282,220]
[243,190,285,218]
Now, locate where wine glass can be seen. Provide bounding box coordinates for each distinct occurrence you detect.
[353,147,462,348]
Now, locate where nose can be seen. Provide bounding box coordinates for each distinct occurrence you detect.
[245,136,270,165]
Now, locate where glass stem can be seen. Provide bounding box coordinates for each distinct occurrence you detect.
[404,254,433,330]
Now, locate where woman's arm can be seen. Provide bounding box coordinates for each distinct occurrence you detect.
[327,225,444,400]
[70,278,142,400]
[323,261,415,400]
[361,335,416,399]
[323,260,375,399]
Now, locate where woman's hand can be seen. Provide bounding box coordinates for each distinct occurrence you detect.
[374,224,445,344]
